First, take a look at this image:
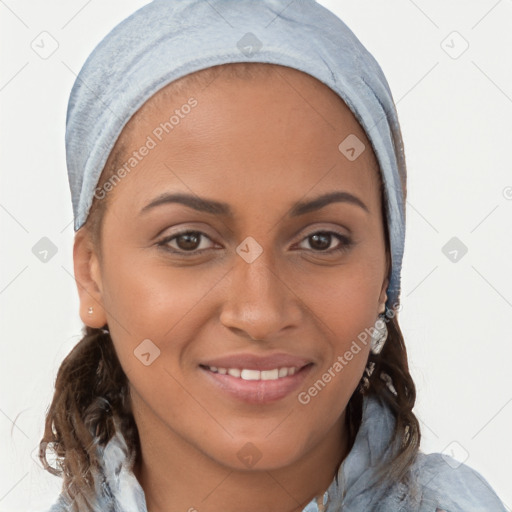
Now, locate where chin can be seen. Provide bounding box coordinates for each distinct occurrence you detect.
[202,435,310,472]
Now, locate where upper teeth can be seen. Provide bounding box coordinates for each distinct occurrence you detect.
[207,366,298,380]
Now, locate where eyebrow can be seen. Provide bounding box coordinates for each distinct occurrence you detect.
[139,191,369,217]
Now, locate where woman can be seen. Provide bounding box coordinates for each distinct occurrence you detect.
[39,0,506,511]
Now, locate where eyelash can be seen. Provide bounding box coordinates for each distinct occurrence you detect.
[157,229,353,256]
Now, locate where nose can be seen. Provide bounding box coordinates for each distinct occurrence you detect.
[219,248,303,342]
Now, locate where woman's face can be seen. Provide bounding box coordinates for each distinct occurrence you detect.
[76,66,389,471]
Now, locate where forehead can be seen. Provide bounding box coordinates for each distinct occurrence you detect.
[105,65,381,210]
[126,64,373,152]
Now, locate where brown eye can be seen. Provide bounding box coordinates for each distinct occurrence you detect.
[308,233,332,251]
[298,231,353,254]
[158,231,215,253]
[176,232,202,251]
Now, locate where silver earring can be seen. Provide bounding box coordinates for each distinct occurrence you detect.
[380,371,397,396]
[88,306,94,315]
[370,314,388,355]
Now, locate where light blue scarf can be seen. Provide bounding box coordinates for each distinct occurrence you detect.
[65,0,406,313]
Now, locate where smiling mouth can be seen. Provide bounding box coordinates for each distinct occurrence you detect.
[198,357,314,403]
[200,365,309,380]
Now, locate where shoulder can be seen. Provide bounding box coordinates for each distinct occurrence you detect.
[408,451,507,512]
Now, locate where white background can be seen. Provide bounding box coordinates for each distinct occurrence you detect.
[1,1,511,510]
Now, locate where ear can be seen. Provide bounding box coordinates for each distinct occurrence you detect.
[378,276,389,315]
[378,252,391,314]
[73,228,108,328]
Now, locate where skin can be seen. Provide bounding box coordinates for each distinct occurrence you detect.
[74,65,389,512]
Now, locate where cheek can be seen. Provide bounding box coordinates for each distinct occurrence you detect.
[292,260,380,405]
[100,247,225,341]
[98,253,217,398]
[299,257,382,340]
[101,257,217,434]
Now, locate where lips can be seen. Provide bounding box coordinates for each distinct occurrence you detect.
[199,353,313,404]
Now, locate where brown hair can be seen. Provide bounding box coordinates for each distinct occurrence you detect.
[40,62,419,509]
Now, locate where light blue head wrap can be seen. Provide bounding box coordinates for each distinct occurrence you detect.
[65,0,407,312]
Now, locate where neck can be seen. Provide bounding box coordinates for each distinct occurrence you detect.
[130,393,350,512]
